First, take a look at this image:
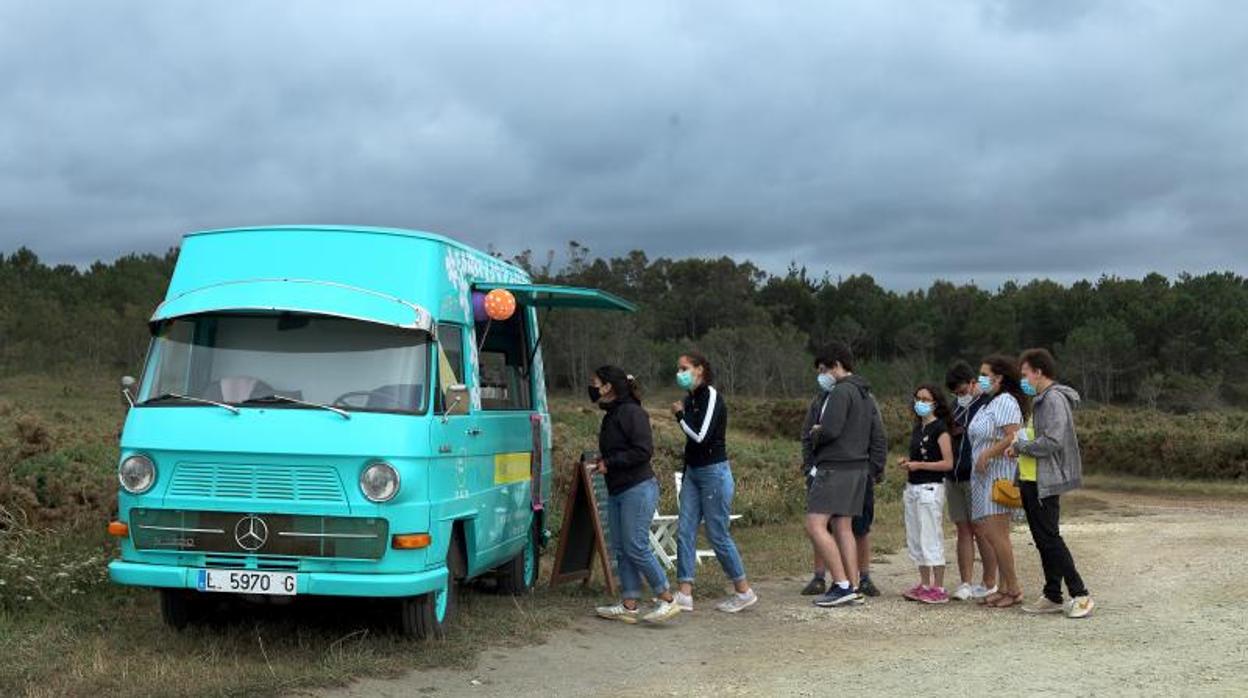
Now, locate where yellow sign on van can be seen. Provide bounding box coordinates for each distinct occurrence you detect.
[494,453,531,485]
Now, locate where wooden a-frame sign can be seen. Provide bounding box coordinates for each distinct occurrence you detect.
[549,460,617,595]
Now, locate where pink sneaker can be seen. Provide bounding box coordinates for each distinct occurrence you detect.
[903,585,927,601]
[920,587,950,604]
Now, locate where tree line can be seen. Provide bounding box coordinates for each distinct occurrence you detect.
[2,243,1244,411]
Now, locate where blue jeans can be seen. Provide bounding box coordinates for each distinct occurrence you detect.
[607,478,670,600]
[677,461,747,584]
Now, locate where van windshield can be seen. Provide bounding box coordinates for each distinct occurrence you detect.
[139,313,430,414]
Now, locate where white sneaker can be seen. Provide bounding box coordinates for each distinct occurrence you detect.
[595,603,639,624]
[715,589,758,613]
[952,583,974,601]
[970,584,998,600]
[673,591,694,612]
[642,599,682,624]
[1066,595,1095,619]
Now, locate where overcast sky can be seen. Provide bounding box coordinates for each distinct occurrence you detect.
[1,1,1245,288]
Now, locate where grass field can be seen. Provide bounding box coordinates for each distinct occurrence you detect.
[0,372,1240,696]
[0,374,876,697]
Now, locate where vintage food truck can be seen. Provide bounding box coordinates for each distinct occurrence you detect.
[106,225,634,638]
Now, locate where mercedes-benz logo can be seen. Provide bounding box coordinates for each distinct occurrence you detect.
[234,514,269,551]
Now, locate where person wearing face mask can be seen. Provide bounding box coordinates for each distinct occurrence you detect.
[897,384,954,604]
[799,354,886,598]
[1010,348,1094,619]
[668,352,757,613]
[802,342,887,608]
[589,366,681,625]
[967,355,1029,609]
[944,362,999,602]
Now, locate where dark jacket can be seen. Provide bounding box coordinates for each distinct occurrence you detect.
[948,394,990,482]
[803,375,887,480]
[677,384,728,467]
[598,397,656,495]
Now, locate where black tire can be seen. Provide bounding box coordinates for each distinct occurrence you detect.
[397,535,463,639]
[496,519,540,595]
[159,589,205,630]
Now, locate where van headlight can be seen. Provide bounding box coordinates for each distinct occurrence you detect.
[118,454,156,494]
[360,461,400,503]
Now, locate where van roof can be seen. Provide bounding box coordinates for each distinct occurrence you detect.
[186,225,528,277]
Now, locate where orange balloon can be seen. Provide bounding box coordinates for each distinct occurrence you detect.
[484,288,517,321]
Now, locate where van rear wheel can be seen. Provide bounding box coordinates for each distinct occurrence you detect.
[497,521,539,595]
[159,589,206,630]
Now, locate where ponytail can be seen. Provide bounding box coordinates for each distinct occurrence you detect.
[595,365,643,404]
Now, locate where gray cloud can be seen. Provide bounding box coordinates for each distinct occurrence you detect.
[1,0,1246,289]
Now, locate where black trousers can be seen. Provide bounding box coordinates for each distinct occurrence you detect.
[1020,481,1088,603]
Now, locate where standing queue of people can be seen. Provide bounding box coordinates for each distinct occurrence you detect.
[590,343,1093,624]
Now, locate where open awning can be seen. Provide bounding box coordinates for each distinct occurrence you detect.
[149,278,433,331]
[474,282,637,313]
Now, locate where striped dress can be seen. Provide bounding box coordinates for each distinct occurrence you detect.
[967,393,1022,520]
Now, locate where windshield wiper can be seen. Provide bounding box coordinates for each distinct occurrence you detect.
[241,394,351,420]
[141,392,241,415]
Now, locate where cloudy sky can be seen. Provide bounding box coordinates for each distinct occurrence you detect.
[1,1,1245,288]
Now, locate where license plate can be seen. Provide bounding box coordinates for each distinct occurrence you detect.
[196,569,298,596]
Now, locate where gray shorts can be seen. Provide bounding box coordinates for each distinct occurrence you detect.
[806,466,868,517]
[946,479,973,524]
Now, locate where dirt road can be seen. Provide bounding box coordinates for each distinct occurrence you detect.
[323,491,1248,697]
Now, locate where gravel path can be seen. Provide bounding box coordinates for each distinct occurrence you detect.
[323,491,1248,697]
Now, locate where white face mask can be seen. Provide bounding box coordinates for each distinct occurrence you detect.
[956,393,975,408]
[817,373,837,393]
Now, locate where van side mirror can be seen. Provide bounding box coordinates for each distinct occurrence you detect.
[121,376,136,409]
[442,383,469,421]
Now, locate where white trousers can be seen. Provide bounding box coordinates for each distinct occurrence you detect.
[904,482,946,567]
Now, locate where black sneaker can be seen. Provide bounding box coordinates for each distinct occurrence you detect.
[813,585,860,608]
[858,576,881,598]
[801,576,827,596]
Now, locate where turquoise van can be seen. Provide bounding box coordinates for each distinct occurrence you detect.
[107,225,633,638]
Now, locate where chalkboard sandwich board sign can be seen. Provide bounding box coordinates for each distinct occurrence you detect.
[549,451,617,595]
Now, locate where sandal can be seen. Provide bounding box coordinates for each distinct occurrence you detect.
[978,591,1004,606]
[988,591,1024,608]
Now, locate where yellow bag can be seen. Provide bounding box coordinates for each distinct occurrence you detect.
[991,478,1022,509]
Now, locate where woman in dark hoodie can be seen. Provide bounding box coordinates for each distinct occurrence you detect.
[1012,349,1094,619]
[589,366,680,625]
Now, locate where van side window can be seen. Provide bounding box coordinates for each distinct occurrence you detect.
[475,311,532,411]
[436,323,465,413]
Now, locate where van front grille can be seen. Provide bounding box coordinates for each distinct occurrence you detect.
[130,509,387,560]
[167,463,346,503]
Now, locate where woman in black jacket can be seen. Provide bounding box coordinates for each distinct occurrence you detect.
[669,352,756,613]
[590,365,680,625]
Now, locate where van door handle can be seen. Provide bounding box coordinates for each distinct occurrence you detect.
[466,427,483,437]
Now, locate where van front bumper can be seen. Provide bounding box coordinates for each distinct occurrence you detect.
[108,560,447,598]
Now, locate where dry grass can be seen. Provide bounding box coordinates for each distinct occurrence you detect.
[2,374,1241,696]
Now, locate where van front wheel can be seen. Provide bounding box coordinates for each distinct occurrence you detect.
[159,589,206,630]
[398,538,462,639]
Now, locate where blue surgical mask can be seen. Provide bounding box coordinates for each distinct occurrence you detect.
[676,370,695,390]
[914,401,934,418]
[817,373,837,393]
[1021,378,1037,397]
[978,375,993,394]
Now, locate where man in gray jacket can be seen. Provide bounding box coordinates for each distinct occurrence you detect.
[1012,348,1094,619]
[802,342,888,607]
[800,358,887,597]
